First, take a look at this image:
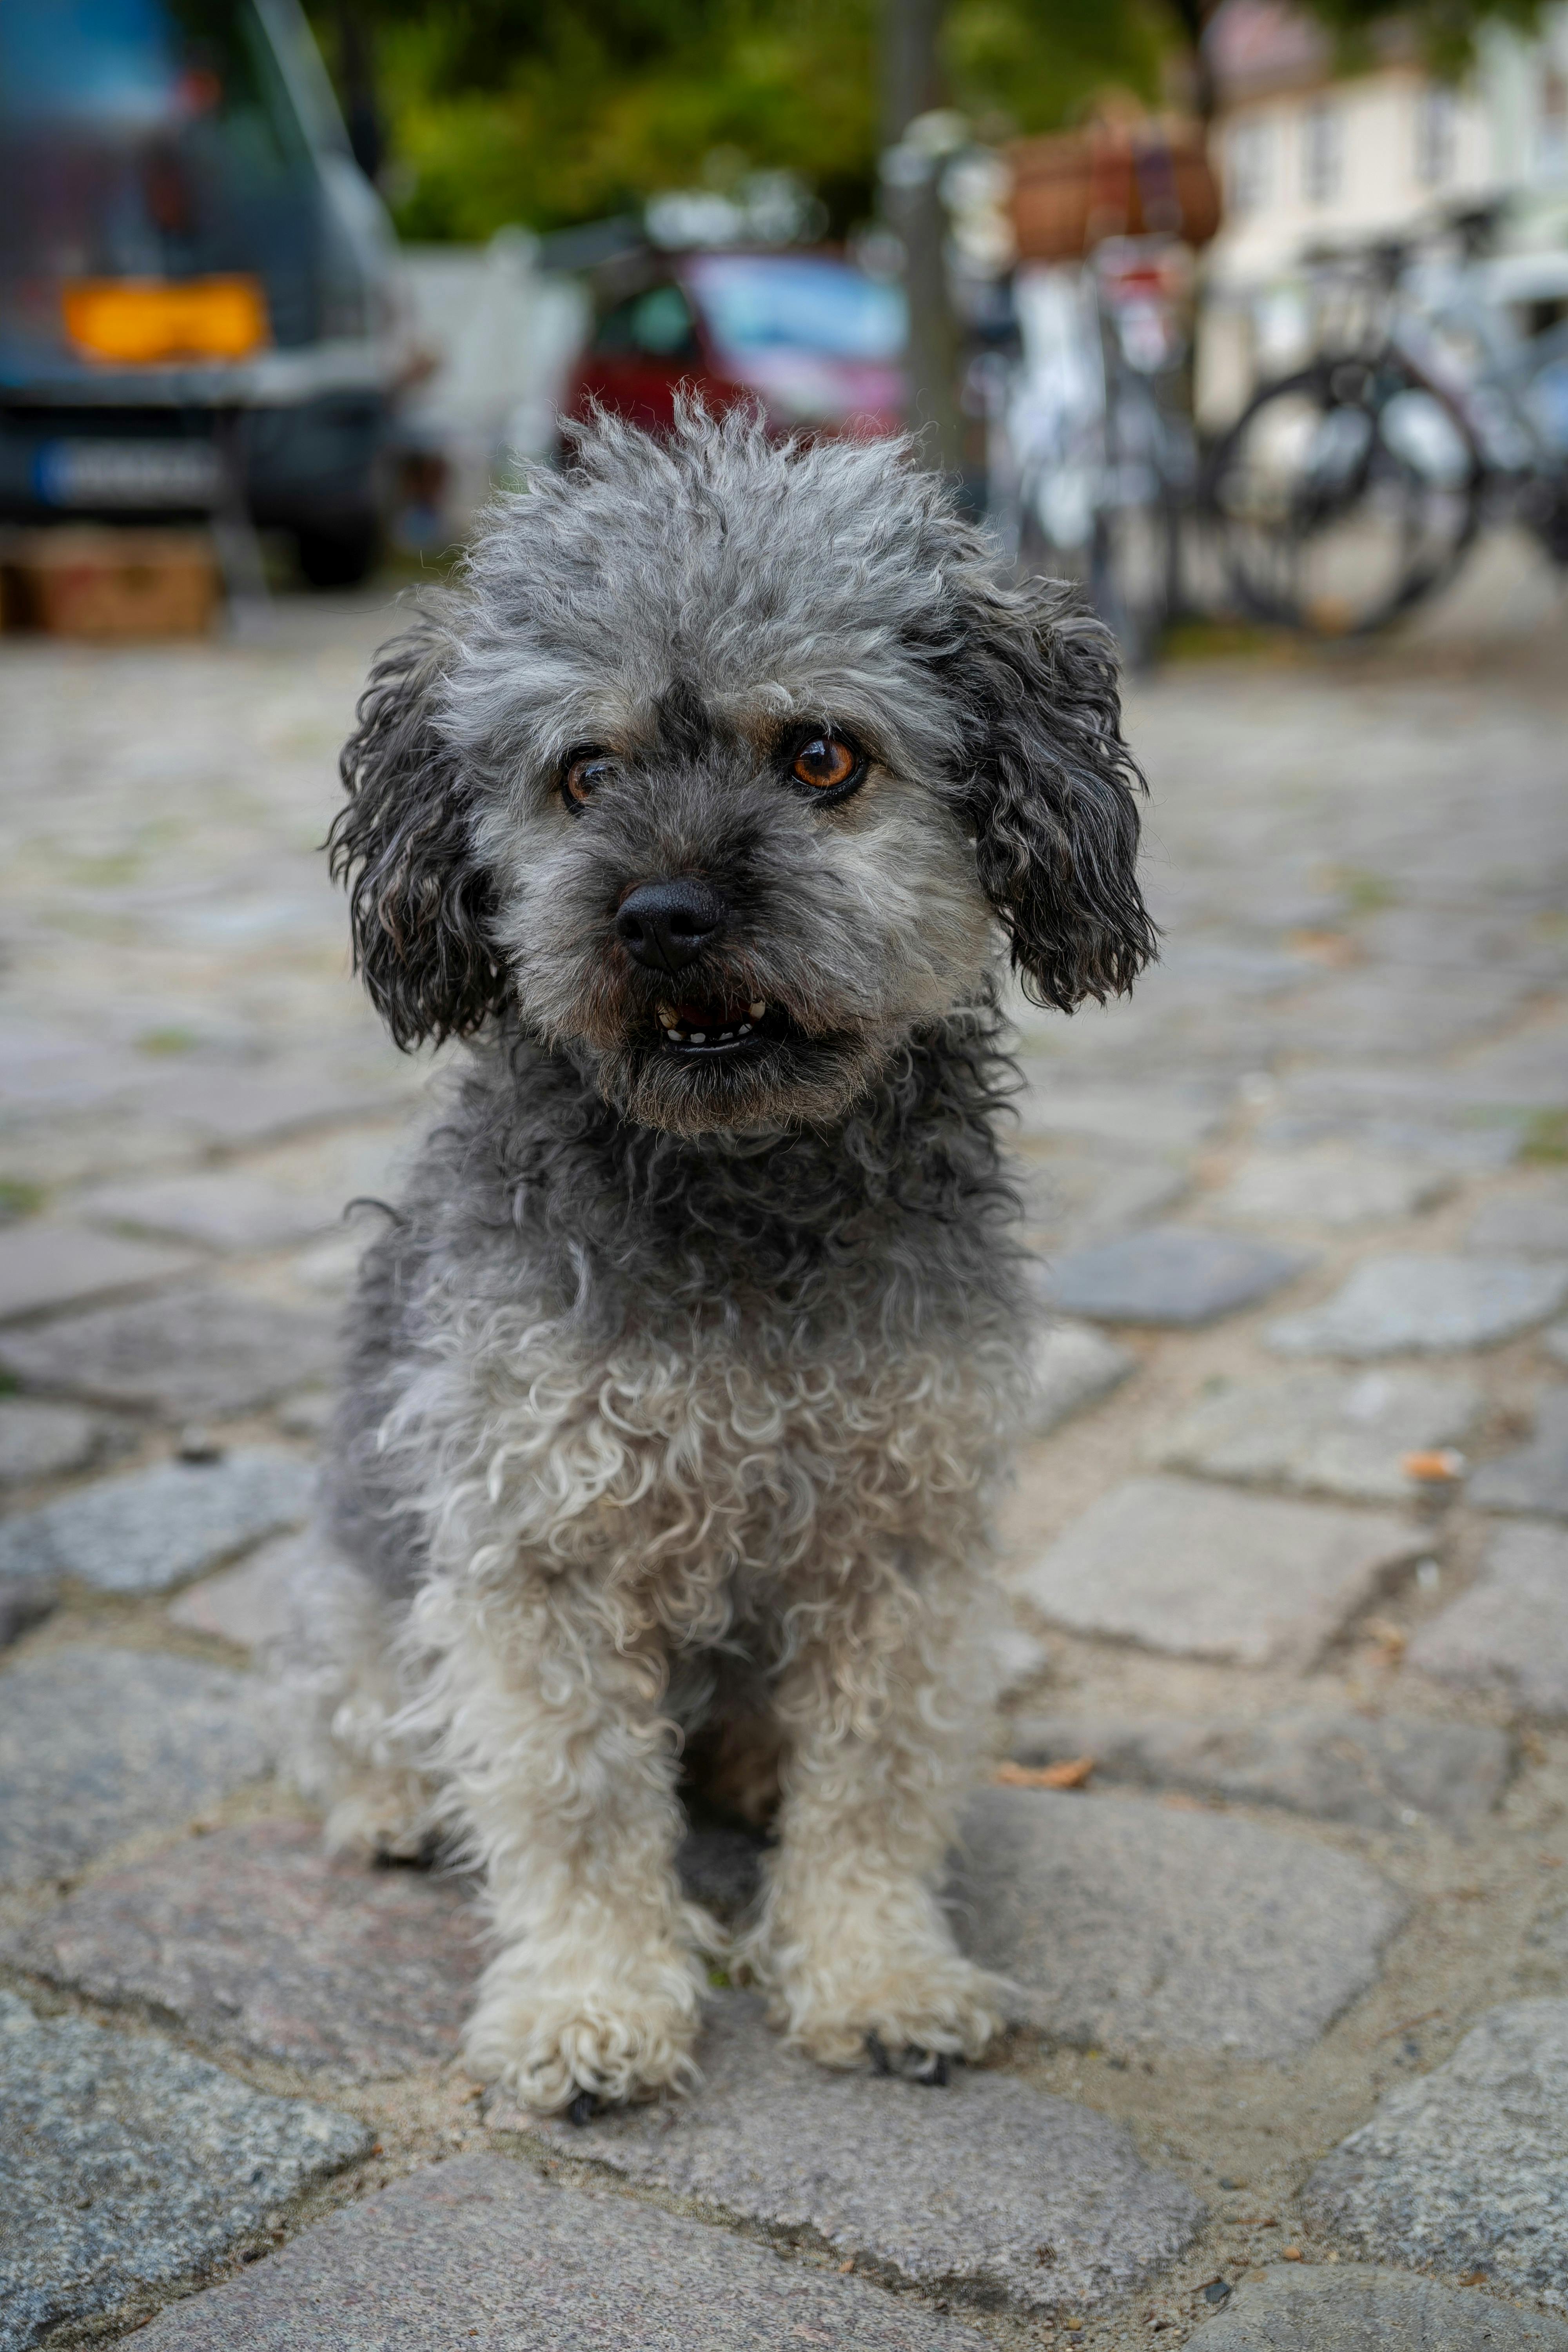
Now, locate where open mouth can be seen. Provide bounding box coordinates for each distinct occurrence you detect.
[654,995,790,1056]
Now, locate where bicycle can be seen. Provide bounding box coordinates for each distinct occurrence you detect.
[985,239,1196,670]
[1203,205,1568,636]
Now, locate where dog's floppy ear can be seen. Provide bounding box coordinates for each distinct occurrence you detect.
[956,575,1156,1011]
[328,615,505,1050]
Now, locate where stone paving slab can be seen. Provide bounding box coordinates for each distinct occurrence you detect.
[1548,1324,1568,1369]
[1469,1179,1568,1259]
[1012,1078,1227,1151]
[77,1171,350,1252]
[509,1990,1203,2316]
[0,1286,339,1418]
[1269,1257,1568,1359]
[1014,1151,1190,1249]
[0,1989,371,2352]
[1408,1522,1568,1717]
[1470,1391,1568,1519]
[0,1574,56,1651]
[1026,1321,1138,1437]
[0,1220,198,1323]
[134,2151,991,2350]
[1014,1476,1425,1667]
[0,1648,272,1888]
[1212,1147,1452,1230]
[0,1447,315,1593]
[1150,1368,1483,1505]
[7,1820,482,2077]
[167,1528,310,1649]
[949,1788,1405,2062]
[1006,1711,1510,1834]
[0,1399,121,1485]
[1045,1227,1309,1328]
[1187,2263,1568,2350]
[125,1059,410,1149]
[1303,2000,1568,2310]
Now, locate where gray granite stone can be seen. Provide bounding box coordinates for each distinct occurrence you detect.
[0,1575,56,1651]
[1014,1476,1426,1667]
[995,1621,1051,1695]
[1547,1323,1568,1369]
[0,1647,272,1887]
[0,1221,198,1323]
[0,1399,112,1485]
[1150,1368,1483,1504]
[1014,1151,1190,1249]
[1524,1898,1568,1991]
[1213,1148,1452,1229]
[950,1788,1405,2061]
[1026,1321,1138,1437]
[1303,2000,1568,2310]
[511,1990,1203,2315]
[1045,1226,1308,1327]
[0,1989,371,2352]
[1269,1257,1568,1359]
[1470,1391,1568,1520]
[8,1819,481,2077]
[78,1171,347,1252]
[135,2151,990,2350]
[1007,1711,1511,1833]
[167,1528,311,1649]
[274,1388,336,1438]
[1013,1078,1226,1151]
[127,1059,407,1149]
[1187,2263,1568,2350]
[1468,1180,1568,1259]
[0,1447,314,1593]
[0,1285,338,1418]
[1408,1522,1568,1716]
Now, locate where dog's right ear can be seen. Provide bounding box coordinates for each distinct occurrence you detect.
[328,618,506,1051]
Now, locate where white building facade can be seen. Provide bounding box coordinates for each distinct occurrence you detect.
[1197,0,1568,418]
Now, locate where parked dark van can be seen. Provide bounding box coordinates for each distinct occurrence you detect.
[0,0,401,583]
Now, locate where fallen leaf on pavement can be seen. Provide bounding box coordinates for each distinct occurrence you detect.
[996,1756,1094,1790]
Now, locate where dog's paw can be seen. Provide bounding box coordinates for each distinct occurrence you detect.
[770,1950,1009,2074]
[463,1956,704,2114]
[322,1769,437,1865]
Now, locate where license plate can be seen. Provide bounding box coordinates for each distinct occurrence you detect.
[34,439,222,509]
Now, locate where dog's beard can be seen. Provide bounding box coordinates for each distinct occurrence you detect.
[586,1020,895,1136]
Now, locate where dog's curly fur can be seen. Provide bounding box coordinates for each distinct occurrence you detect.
[281,406,1152,2114]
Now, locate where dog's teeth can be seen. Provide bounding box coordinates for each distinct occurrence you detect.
[738,1022,751,1034]
[749,1000,766,1020]
[689,1030,706,1044]
[718,1029,733,1041]
[668,1028,686,1042]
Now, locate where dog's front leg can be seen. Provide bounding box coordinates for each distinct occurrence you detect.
[746,1563,1007,2075]
[432,1584,707,2114]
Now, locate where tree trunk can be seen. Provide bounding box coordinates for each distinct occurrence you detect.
[880,0,961,473]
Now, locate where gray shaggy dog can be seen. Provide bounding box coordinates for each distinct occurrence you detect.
[285,405,1153,2119]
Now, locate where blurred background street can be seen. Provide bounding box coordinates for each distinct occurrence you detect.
[3,0,1568,2343]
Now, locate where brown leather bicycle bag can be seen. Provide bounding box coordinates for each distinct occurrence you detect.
[1009,120,1221,260]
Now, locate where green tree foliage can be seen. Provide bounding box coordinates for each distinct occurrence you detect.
[315,0,1544,243]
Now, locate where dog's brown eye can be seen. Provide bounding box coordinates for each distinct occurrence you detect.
[562,750,613,809]
[792,736,860,794]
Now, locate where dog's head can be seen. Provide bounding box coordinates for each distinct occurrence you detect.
[332,407,1154,1133]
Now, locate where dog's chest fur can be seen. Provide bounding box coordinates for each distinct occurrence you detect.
[332,1015,1030,1638]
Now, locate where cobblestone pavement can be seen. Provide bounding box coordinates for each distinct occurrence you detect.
[2,594,1567,2350]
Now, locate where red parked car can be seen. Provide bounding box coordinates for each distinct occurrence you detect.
[565,250,907,441]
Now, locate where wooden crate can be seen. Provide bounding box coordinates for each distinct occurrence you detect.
[4,527,220,639]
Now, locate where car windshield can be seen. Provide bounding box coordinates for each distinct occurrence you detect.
[684,256,906,363]
[0,0,324,357]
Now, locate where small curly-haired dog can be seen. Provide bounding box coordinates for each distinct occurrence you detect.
[285,405,1152,2117]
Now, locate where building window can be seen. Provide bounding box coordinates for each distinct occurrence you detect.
[1229,117,1273,215]
[1301,100,1343,204]
[1415,86,1458,186]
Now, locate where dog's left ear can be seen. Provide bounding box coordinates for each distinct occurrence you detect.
[328,613,507,1051]
[953,574,1157,1011]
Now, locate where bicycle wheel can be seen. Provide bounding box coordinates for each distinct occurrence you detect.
[1205,354,1483,635]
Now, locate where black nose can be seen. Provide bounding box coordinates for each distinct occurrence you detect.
[615,878,728,974]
